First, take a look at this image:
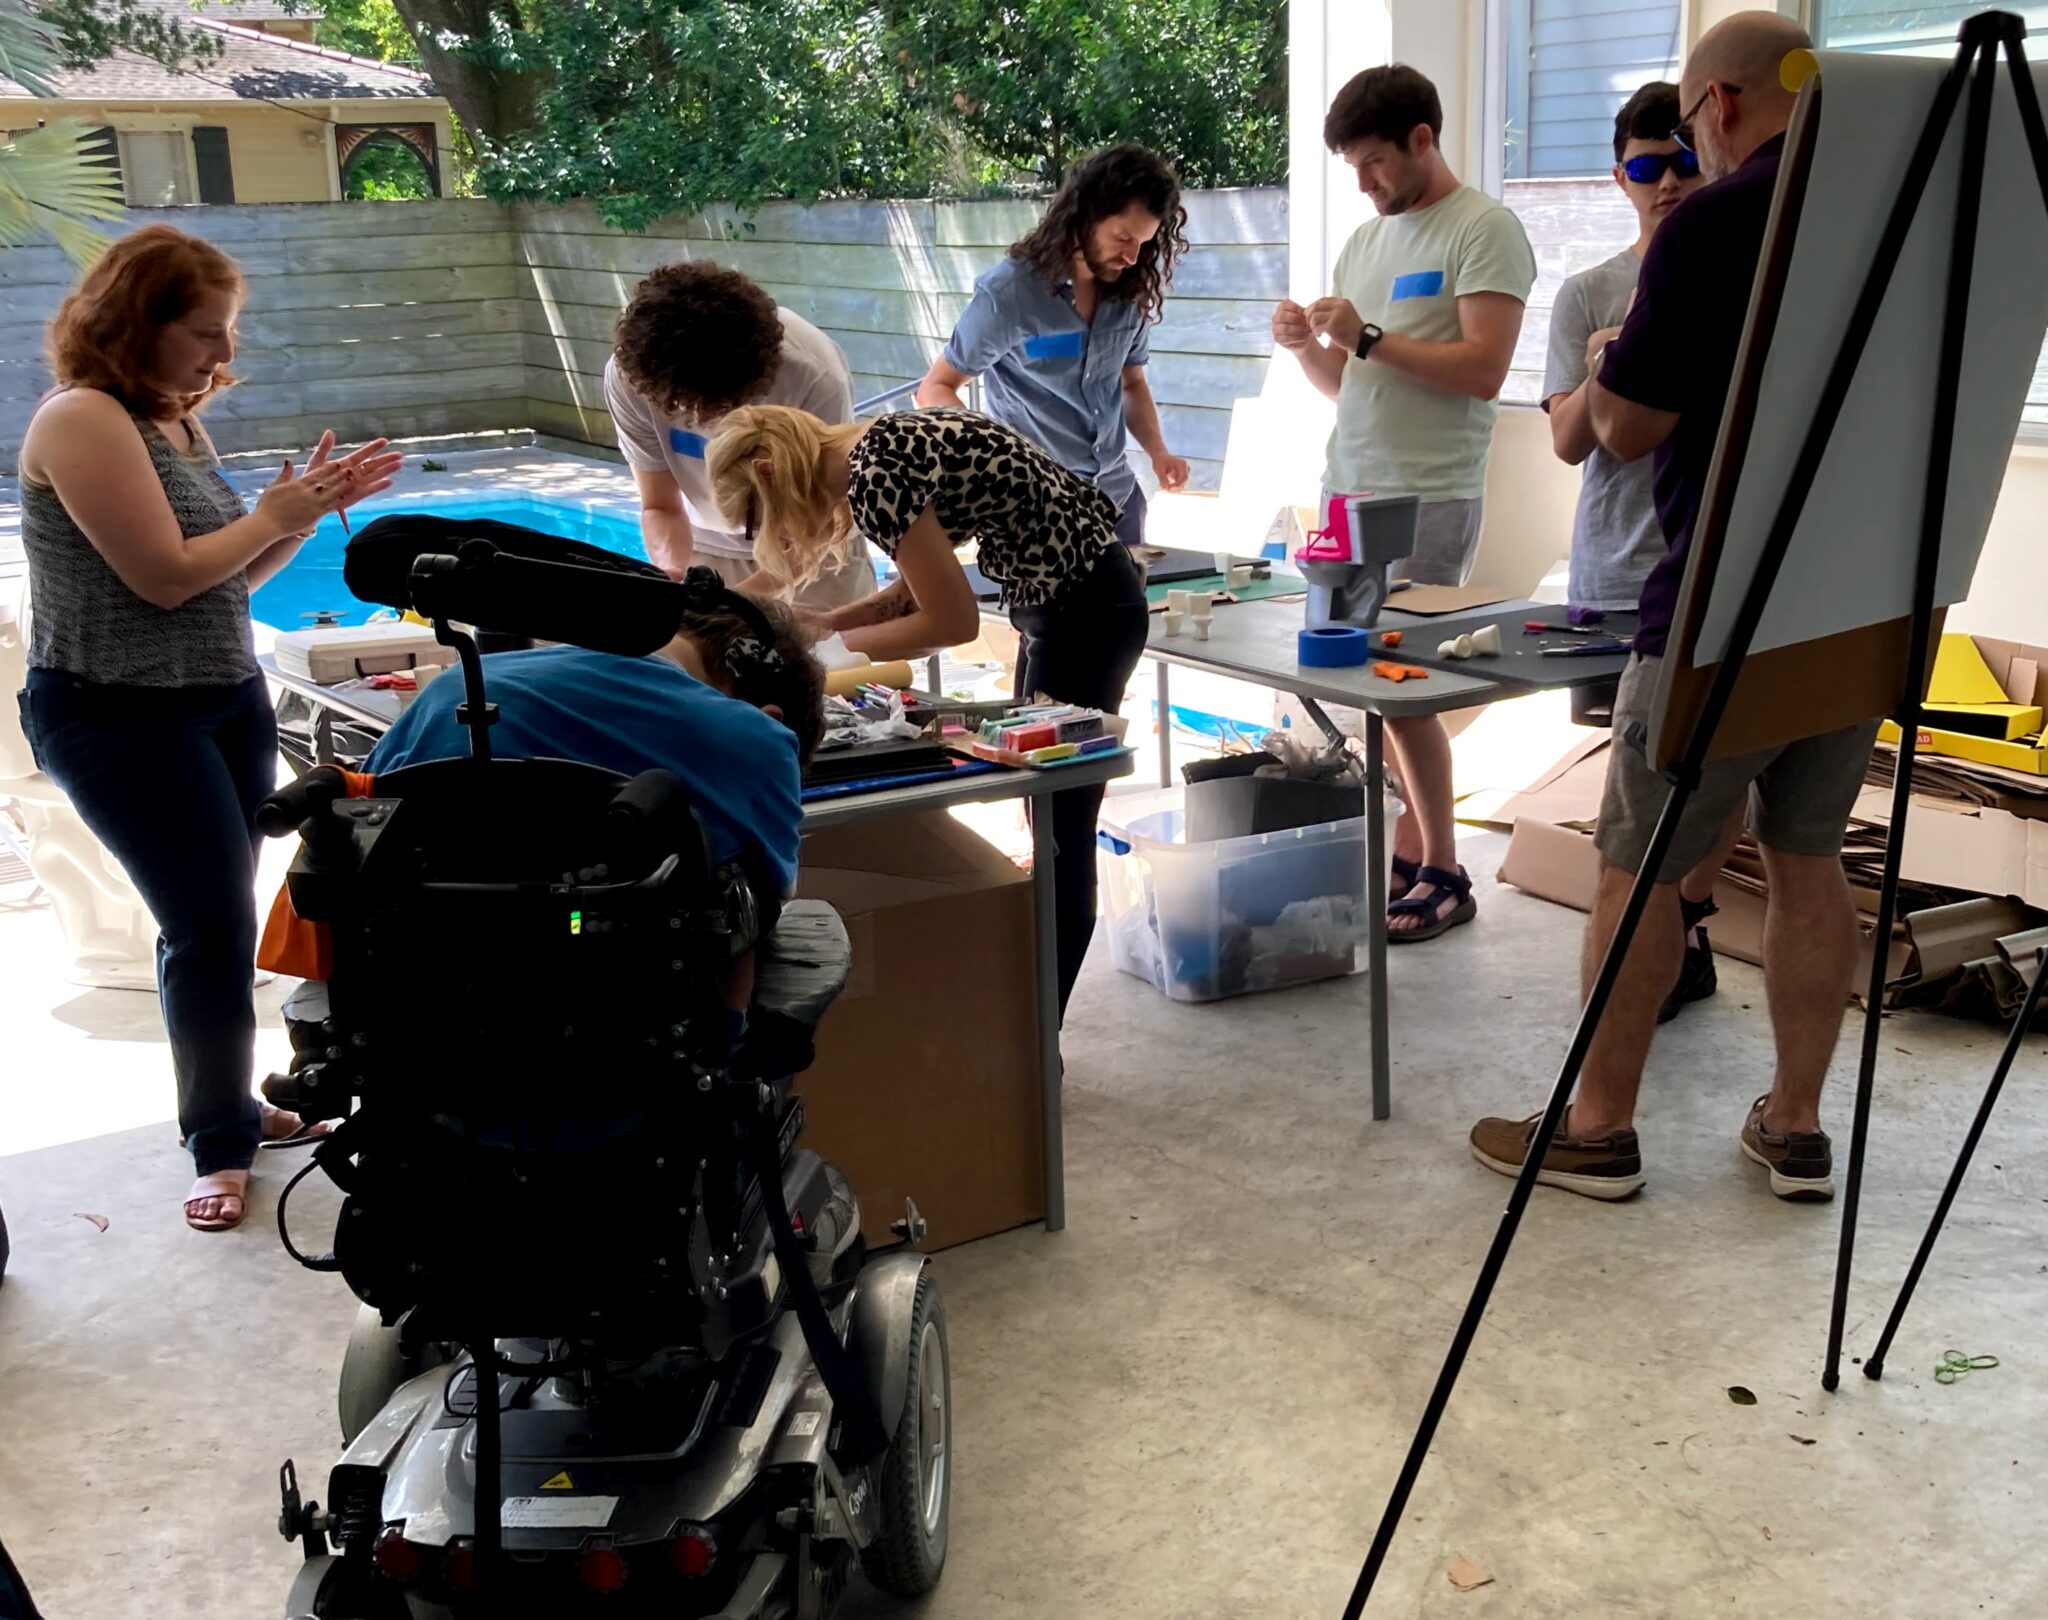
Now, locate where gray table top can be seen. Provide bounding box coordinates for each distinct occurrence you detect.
[1146,597,1541,717]
[258,653,1130,825]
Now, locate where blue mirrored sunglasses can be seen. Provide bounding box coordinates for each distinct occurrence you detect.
[1622,150,1701,184]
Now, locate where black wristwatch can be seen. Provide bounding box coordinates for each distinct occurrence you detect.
[1356,322,1385,359]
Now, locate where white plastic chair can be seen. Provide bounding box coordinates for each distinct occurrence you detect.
[0,580,158,991]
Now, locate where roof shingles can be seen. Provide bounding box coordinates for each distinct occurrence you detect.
[0,13,431,102]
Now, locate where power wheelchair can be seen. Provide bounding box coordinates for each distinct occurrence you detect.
[260,536,951,1619]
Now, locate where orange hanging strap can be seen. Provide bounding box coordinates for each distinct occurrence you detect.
[255,770,380,978]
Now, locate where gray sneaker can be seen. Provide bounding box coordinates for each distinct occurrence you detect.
[1739,1096,1834,1200]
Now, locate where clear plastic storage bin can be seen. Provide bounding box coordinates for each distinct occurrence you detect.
[1096,794,1396,1003]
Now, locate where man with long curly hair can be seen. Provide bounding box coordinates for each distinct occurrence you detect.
[604,261,876,608]
[916,144,1192,546]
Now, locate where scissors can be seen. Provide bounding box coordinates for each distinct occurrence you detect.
[1933,1349,1999,1384]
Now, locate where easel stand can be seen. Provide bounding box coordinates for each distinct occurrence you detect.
[1341,17,2048,1615]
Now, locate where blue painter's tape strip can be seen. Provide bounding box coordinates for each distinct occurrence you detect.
[1298,626,1372,667]
[1023,330,1085,361]
[1391,270,1445,300]
[668,427,709,458]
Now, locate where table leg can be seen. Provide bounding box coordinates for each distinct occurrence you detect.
[1032,796,1067,1232]
[1366,710,1391,1121]
[1155,659,1173,789]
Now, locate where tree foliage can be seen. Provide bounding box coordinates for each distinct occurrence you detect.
[476,0,946,229]
[881,0,1286,188]
[0,0,129,263]
[447,0,1285,226]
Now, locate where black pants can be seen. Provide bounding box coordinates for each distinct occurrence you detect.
[23,671,276,1174]
[1009,545,1150,1020]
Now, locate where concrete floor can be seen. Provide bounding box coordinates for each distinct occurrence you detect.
[3,831,2045,1620]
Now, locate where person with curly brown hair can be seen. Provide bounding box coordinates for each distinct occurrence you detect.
[603,261,876,608]
[916,144,1192,546]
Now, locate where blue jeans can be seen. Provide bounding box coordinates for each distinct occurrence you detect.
[1114,488,1147,548]
[22,671,277,1175]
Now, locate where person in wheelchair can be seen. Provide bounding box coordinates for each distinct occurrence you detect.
[367,572,824,897]
[261,544,952,1619]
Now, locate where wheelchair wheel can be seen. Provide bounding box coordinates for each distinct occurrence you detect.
[337,1305,452,1446]
[859,1272,951,1596]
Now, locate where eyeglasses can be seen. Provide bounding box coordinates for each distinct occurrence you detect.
[1621,149,1701,185]
[1672,82,1739,155]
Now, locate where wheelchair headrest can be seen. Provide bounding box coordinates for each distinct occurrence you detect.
[343,515,787,678]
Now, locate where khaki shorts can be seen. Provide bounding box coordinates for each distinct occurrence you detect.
[1594,655,1879,883]
[697,548,878,612]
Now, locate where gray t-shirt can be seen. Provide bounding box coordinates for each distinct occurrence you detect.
[604,307,854,559]
[1324,185,1536,501]
[1543,249,1664,612]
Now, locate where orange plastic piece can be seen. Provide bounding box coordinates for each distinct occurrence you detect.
[1371,660,1427,682]
[1379,630,1403,648]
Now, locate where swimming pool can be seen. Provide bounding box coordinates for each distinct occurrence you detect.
[249,494,648,629]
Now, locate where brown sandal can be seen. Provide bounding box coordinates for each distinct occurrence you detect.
[184,1172,248,1233]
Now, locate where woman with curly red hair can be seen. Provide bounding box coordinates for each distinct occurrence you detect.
[17,223,400,1232]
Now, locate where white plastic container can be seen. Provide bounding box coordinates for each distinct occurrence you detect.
[1096,792,1398,1003]
[273,621,457,686]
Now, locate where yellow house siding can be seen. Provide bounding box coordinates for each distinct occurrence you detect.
[0,97,452,204]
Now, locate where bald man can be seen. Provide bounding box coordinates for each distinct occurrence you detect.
[1471,12,1872,1206]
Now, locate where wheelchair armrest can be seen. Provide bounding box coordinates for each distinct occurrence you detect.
[734,902,851,1086]
[748,901,851,1029]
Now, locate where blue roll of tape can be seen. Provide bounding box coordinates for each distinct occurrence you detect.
[1298,625,1372,667]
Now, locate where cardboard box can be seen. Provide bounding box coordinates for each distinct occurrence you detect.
[1855,787,2048,909]
[794,812,1044,1251]
[1496,815,1908,986]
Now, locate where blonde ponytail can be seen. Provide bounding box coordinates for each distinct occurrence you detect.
[706,405,865,592]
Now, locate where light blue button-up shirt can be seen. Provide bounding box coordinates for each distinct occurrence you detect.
[942,257,1150,507]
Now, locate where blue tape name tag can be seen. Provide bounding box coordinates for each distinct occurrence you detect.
[1391,270,1446,300]
[1023,330,1085,362]
[668,427,709,458]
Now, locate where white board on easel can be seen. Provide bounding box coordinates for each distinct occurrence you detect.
[1650,46,2048,767]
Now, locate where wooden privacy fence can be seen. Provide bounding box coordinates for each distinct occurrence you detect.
[0,191,1289,488]
[515,190,1288,490]
[0,199,524,468]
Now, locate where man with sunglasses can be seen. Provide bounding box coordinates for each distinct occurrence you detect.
[1471,13,1875,1209]
[1543,81,1732,1028]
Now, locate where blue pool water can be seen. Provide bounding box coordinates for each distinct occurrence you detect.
[249,494,648,628]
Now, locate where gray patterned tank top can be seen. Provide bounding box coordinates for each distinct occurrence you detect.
[21,411,258,687]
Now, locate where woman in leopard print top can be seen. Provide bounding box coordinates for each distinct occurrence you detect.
[708,404,1150,1022]
[18,226,400,1233]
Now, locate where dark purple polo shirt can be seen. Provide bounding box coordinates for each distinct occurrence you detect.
[1599,133,1786,656]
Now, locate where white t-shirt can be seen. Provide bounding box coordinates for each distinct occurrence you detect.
[1323,185,1536,501]
[603,308,855,558]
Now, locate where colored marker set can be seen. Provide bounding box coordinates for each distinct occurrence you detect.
[967,704,1126,768]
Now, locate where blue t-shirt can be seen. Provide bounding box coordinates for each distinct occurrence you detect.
[366,645,803,893]
[942,256,1150,506]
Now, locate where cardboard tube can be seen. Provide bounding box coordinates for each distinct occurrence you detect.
[825,660,916,697]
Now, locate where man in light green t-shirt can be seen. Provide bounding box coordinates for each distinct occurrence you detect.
[1273,63,1535,943]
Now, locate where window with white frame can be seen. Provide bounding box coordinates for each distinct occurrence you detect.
[117,129,194,207]
[1495,1,1681,403]
[1503,0,1682,177]
[1811,2,2048,55]
[1812,3,2048,428]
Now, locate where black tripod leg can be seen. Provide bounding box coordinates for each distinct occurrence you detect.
[1864,953,2048,1380]
[1340,769,1694,1618]
[1823,31,2002,1393]
[1820,725,1918,1392]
